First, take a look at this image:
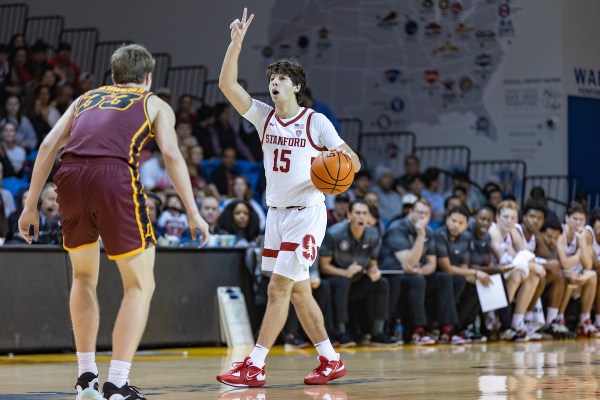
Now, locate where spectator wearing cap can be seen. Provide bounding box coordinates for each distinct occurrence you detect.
[421,168,445,224]
[400,193,418,219]
[327,193,350,228]
[371,165,403,226]
[26,39,51,82]
[49,42,81,89]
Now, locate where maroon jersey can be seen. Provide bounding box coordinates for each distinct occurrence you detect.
[63,85,154,168]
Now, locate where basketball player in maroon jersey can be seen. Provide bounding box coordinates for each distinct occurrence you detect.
[217,8,360,387]
[19,44,209,400]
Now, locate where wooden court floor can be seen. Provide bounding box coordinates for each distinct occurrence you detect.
[2,341,600,399]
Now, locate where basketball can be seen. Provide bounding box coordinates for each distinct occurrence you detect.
[310,150,355,194]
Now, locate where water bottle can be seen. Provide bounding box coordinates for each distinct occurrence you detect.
[474,315,481,336]
[394,319,404,344]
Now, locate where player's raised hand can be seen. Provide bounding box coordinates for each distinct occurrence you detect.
[229,7,254,44]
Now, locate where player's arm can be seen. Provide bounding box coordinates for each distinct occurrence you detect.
[18,101,76,242]
[337,142,361,173]
[219,8,254,115]
[556,233,580,269]
[579,230,593,269]
[150,96,209,246]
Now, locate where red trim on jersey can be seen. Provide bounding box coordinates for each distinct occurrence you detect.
[261,109,276,146]
[306,111,324,151]
[280,242,299,251]
[275,107,308,127]
[262,248,279,258]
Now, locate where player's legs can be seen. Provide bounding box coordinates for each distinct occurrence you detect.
[505,270,525,302]
[580,275,597,315]
[256,273,296,348]
[514,274,539,314]
[112,245,156,362]
[69,242,101,354]
[291,278,328,344]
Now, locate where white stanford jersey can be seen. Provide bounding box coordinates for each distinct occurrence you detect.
[243,99,344,208]
[515,224,536,253]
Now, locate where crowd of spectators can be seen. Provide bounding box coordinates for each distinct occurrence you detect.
[2,34,600,352]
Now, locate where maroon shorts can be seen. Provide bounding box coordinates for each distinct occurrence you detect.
[54,156,156,260]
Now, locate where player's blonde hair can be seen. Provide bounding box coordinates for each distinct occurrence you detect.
[497,199,520,214]
[111,44,155,85]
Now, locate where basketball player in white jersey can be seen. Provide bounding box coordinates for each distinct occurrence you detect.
[588,209,600,328]
[216,8,360,387]
[556,202,599,337]
[517,200,568,337]
[489,200,545,340]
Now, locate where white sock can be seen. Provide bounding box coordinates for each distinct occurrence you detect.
[107,360,131,388]
[77,352,98,377]
[314,339,337,361]
[524,311,534,322]
[547,307,559,323]
[595,314,600,326]
[511,313,525,330]
[248,344,269,368]
[581,312,591,324]
[557,313,564,321]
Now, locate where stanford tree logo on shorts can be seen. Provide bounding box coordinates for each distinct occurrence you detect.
[302,234,317,261]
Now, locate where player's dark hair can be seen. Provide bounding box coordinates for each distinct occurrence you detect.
[541,215,563,233]
[446,205,470,220]
[523,199,548,218]
[349,199,369,213]
[266,58,306,104]
[111,44,154,85]
[565,201,586,217]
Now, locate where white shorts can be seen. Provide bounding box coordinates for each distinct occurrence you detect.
[261,203,327,282]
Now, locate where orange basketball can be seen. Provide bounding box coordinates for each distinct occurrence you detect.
[310,150,355,194]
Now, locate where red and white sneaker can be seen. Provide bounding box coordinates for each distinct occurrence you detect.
[216,356,266,388]
[304,354,346,385]
[578,319,600,338]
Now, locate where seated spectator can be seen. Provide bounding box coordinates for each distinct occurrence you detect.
[421,168,445,224]
[407,174,424,198]
[27,85,61,141]
[199,195,227,235]
[1,95,37,150]
[445,171,481,212]
[26,39,51,83]
[238,116,263,162]
[187,144,210,193]
[528,186,560,222]
[157,194,188,241]
[217,199,260,245]
[395,154,420,195]
[140,151,172,191]
[0,190,6,243]
[175,93,196,124]
[6,188,27,242]
[8,34,27,52]
[145,192,162,236]
[379,197,437,345]
[48,42,80,88]
[210,147,238,200]
[213,102,255,161]
[51,82,74,115]
[435,206,489,343]
[0,163,16,218]
[193,105,220,159]
[444,194,464,212]
[0,43,20,103]
[10,47,31,90]
[327,193,350,228]
[320,200,394,346]
[399,193,418,220]
[371,165,403,225]
[452,186,472,214]
[347,170,372,202]
[74,71,94,97]
[175,119,198,148]
[1,121,26,177]
[223,175,266,231]
[483,182,503,209]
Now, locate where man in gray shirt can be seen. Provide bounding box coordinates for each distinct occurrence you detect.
[320,200,394,346]
[379,198,437,345]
